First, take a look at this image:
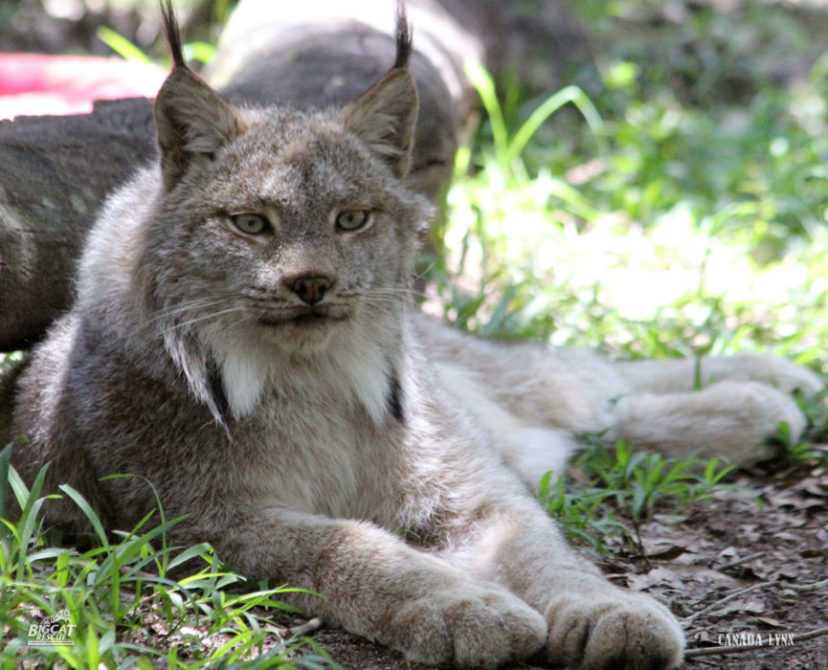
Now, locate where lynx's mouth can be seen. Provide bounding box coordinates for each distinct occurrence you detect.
[257,307,350,328]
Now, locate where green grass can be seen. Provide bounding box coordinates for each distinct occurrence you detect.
[0,446,334,669]
[97,23,216,66]
[537,438,736,555]
[431,2,828,369]
[432,62,828,361]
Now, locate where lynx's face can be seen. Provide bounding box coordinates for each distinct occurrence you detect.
[148,109,428,352]
[133,18,423,420]
[141,36,427,357]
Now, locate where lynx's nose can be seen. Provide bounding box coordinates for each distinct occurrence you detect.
[286,273,335,305]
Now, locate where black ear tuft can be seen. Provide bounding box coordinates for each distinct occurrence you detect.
[393,0,413,70]
[160,0,186,70]
[340,1,418,179]
[154,1,245,191]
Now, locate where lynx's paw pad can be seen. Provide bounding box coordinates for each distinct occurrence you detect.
[388,585,547,668]
[545,589,684,670]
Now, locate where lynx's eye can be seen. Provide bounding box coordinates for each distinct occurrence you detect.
[335,209,373,232]
[229,213,271,236]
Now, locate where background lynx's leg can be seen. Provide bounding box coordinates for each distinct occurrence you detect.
[611,380,808,462]
[208,508,547,668]
[614,353,823,396]
[441,497,685,670]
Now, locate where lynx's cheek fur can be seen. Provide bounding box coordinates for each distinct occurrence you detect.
[10,3,822,669]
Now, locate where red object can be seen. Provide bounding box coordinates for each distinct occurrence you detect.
[0,54,167,119]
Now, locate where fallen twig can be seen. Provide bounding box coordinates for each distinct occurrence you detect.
[716,551,765,571]
[682,580,776,626]
[289,617,323,637]
[787,578,828,592]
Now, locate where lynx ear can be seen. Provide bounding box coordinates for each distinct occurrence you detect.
[340,5,418,178]
[155,1,244,190]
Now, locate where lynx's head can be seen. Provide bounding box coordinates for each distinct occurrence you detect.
[134,2,431,424]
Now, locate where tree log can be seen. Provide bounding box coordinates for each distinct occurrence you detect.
[0,98,157,350]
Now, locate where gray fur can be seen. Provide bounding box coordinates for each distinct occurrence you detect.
[9,5,822,669]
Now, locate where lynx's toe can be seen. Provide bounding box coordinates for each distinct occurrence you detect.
[387,585,547,668]
[545,587,684,670]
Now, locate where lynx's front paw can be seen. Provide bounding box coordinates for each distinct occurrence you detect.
[545,584,684,670]
[385,583,547,668]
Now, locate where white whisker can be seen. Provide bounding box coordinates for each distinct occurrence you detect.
[163,305,249,332]
[364,287,425,299]
[150,297,237,324]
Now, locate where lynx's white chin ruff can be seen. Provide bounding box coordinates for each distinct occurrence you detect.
[206,317,398,424]
[9,3,822,670]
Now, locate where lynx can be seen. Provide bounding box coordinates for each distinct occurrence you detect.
[8,3,821,668]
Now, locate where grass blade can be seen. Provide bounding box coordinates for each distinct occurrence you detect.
[58,484,109,549]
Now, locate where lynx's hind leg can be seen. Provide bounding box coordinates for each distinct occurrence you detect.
[615,353,823,396]
[433,361,577,488]
[612,380,807,463]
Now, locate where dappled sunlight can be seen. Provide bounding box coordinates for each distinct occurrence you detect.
[440,157,828,364]
[434,7,827,367]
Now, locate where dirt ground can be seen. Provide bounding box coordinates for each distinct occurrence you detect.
[286,454,827,669]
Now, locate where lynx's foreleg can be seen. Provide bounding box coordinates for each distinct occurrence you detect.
[439,495,685,670]
[207,507,547,668]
